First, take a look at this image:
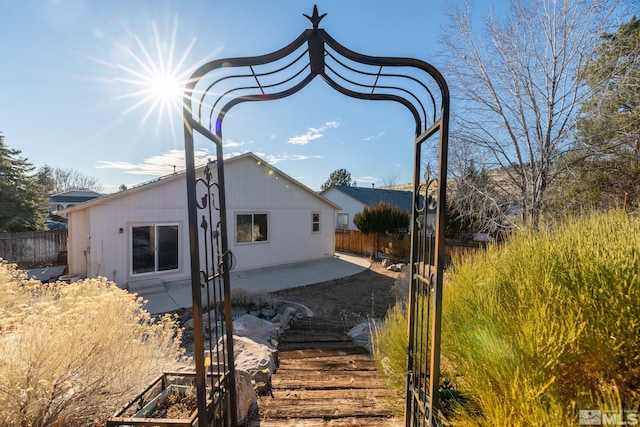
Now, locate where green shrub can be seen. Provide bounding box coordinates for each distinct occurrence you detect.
[372,209,640,425]
[442,209,640,425]
[0,260,189,426]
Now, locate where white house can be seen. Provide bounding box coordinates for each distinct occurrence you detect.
[63,152,340,289]
[321,185,431,231]
[48,189,102,216]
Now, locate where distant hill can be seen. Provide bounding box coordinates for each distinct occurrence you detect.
[381,183,413,192]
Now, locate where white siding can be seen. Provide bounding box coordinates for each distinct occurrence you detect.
[67,209,89,278]
[320,188,365,231]
[78,178,189,285]
[225,157,335,270]
[66,154,336,288]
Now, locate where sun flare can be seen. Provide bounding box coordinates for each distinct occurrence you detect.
[111,16,197,134]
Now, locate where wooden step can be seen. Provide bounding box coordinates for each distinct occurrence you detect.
[280,331,354,344]
[255,315,401,425]
[278,347,369,360]
[250,416,402,426]
[278,354,377,371]
[278,341,363,352]
[271,369,386,390]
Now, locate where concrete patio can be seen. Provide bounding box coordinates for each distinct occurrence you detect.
[141,252,370,314]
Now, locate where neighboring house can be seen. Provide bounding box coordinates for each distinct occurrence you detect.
[62,152,340,289]
[49,189,102,216]
[321,185,434,231]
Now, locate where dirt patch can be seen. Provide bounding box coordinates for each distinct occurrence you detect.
[269,261,402,328]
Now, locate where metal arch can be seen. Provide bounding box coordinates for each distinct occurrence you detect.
[183,5,449,427]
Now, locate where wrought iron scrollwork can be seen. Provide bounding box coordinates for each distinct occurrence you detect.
[183,6,449,427]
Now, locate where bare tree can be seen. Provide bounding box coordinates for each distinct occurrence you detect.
[381,172,401,188]
[441,0,621,227]
[38,166,103,194]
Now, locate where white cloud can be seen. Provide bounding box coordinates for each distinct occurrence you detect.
[223,139,244,148]
[254,152,322,165]
[288,131,324,145]
[354,175,382,184]
[288,120,340,145]
[363,131,386,141]
[97,148,213,175]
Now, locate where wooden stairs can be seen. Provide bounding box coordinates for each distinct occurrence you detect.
[250,317,402,427]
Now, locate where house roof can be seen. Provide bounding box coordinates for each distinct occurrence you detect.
[323,185,414,212]
[62,152,340,214]
[49,189,103,203]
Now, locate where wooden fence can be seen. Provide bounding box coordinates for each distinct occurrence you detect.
[335,230,411,261]
[335,230,485,264]
[0,229,68,267]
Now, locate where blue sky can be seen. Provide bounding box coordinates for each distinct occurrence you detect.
[1,0,504,193]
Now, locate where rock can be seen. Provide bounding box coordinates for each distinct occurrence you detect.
[232,308,248,319]
[232,335,278,375]
[348,320,381,352]
[387,263,402,272]
[182,309,222,331]
[206,334,278,399]
[233,314,278,344]
[279,306,298,326]
[260,307,277,319]
[234,369,257,424]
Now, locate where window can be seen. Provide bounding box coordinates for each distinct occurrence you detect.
[312,212,320,233]
[337,213,349,230]
[236,213,268,243]
[132,224,179,275]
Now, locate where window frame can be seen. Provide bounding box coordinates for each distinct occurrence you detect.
[337,212,349,230]
[130,223,180,276]
[235,212,270,244]
[312,211,321,234]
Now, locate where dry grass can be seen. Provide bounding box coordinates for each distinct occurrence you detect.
[373,209,640,426]
[0,260,190,426]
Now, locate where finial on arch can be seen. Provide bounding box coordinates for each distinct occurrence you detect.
[303,5,327,29]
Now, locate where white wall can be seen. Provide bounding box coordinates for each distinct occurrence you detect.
[225,156,335,270]
[320,187,365,231]
[67,155,336,288]
[67,209,89,278]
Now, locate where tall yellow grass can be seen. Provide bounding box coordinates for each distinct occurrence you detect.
[0,261,189,426]
[373,209,640,426]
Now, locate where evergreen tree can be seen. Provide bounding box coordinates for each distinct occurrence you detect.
[353,202,410,259]
[0,134,47,232]
[36,165,56,195]
[570,16,640,210]
[321,168,352,190]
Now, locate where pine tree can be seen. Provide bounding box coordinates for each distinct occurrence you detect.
[321,169,352,190]
[36,164,56,196]
[0,134,47,232]
[353,202,410,259]
[571,16,640,209]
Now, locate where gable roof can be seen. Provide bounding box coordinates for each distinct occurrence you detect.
[324,185,414,212]
[62,152,340,214]
[49,189,103,203]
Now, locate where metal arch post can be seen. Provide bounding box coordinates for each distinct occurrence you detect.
[182,6,450,426]
[183,113,211,427]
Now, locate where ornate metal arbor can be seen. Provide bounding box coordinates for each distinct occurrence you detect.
[182,6,449,427]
